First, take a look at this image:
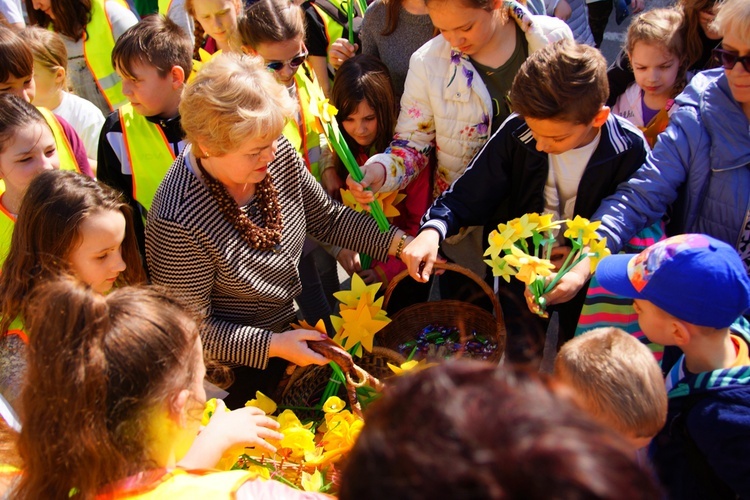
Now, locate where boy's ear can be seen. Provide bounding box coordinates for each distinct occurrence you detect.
[591,106,610,128]
[170,65,186,88]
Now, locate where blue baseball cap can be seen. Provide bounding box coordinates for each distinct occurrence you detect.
[596,234,750,328]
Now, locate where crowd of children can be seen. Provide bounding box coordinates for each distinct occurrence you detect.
[0,0,749,497]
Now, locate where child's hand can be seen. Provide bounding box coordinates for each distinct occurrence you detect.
[527,256,591,313]
[329,38,358,69]
[346,163,386,207]
[401,229,442,283]
[357,268,379,284]
[178,400,283,470]
[337,248,362,276]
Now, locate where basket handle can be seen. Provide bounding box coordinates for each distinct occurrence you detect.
[383,261,505,334]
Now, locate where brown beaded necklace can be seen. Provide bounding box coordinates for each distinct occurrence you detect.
[196,157,283,251]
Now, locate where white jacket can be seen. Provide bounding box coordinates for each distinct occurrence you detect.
[369,1,573,197]
[612,81,681,128]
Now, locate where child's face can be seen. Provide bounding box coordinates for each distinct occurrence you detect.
[118,62,181,118]
[0,122,58,200]
[32,62,62,104]
[67,209,127,294]
[30,0,53,18]
[342,100,378,148]
[630,42,681,101]
[193,0,239,46]
[722,31,750,107]
[427,0,500,56]
[252,37,306,88]
[0,72,36,102]
[632,299,677,346]
[524,112,605,155]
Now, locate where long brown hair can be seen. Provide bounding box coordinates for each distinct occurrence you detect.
[237,0,305,49]
[0,170,146,333]
[0,24,33,83]
[14,278,200,499]
[330,54,397,178]
[25,0,92,41]
[679,0,721,68]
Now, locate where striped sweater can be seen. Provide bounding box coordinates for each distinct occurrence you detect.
[145,138,397,370]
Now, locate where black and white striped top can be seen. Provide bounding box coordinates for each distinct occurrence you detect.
[146,138,397,369]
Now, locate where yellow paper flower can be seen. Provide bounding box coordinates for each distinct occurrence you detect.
[321,411,364,451]
[331,292,391,355]
[201,398,229,426]
[484,254,518,283]
[279,426,317,459]
[387,358,438,376]
[498,213,538,241]
[304,445,350,466]
[244,464,271,480]
[291,319,328,335]
[527,212,564,232]
[245,391,277,416]
[340,189,406,218]
[564,215,602,245]
[309,97,338,124]
[484,225,517,257]
[301,470,325,492]
[322,396,346,413]
[588,237,612,273]
[503,245,555,286]
[333,273,383,311]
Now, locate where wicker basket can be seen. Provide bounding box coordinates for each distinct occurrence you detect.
[375,262,506,363]
[280,347,405,421]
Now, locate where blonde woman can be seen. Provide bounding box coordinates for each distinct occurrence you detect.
[145,53,411,408]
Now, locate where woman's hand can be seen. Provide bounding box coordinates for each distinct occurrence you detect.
[401,229,441,283]
[336,248,362,276]
[177,399,283,469]
[357,268,379,284]
[524,256,592,314]
[329,38,358,69]
[320,167,344,201]
[269,330,330,366]
[345,163,386,208]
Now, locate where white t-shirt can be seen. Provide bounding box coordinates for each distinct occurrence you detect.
[0,0,24,24]
[544,130,602,223]
[53,92,106,160]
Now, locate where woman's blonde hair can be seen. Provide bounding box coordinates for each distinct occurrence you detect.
[626,8,689,97]
[713,0,750,43]
[18,27,68,91]
[179,53,296,155]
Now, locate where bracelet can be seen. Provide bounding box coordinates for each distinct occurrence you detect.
[394,233,408,260]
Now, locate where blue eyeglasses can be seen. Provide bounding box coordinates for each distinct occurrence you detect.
[265,51,308,73]
[713,48,750,73]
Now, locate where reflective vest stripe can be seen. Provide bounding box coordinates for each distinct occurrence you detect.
[157,0,172,14]
[83,0,129,111]
[119,104,175,212]
[37,107,81,173]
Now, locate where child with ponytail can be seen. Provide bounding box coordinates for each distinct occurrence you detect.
[12,278,323,499]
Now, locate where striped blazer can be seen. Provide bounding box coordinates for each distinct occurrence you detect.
[146,138,397,369]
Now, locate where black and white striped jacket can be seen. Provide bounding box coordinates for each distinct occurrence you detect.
[146,138,397,369]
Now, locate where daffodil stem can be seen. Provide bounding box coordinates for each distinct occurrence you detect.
[407,345,418,361]
[360,253,371,270]
[347,0,354,44]
[543,252,588,295]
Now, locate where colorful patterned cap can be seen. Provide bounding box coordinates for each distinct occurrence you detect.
[596,234,750,328]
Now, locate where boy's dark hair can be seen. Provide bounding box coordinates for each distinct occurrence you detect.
[510,39,609,124]
[112,15,193,81]
[0,24,33,83]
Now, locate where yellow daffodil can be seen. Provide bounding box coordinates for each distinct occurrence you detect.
[291,319,328,335]
[322,396,346,413]
[484,225,517,257]
[245,391,277,416]
[502,245,555,286]
[279,426,317,459]
[301,470,325,492]
[304,445,350,466]
[527,212,564,232]
[333,273,383,311]
[321,412,364,450]
[331,292,391,355]
[564,215,602,245]
[243,464,271,481]
[201,398,229,426]
[340,189,406,217]
[387,359,438,376]
[216,446,249,471]
[499,213,538,240]
[276,409,310,431]
[309,97,338,124]
[484,254,518,283]
[588,237,612,273]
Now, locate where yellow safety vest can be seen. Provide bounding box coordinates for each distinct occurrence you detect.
[119,104,176,212]
[37,107,81,174]
[309,0,365,58]
[97,469,251,499]
[283,63,327,181]
[83,0,130,111]
[0,203,15,270]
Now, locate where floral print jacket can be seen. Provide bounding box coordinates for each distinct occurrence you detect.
[368,0,572,198]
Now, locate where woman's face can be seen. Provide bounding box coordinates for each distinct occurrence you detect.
[193,0,239,46]
[67,209,127,294]
[200,135,279,191]
[342,100,378,148]
[31,0,53,18]
[252,37,306,88]
[722,30,750,107]
[427,0,499,56]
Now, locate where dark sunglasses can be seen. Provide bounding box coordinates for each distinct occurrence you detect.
[713,48,750,73]
[265,52,308,73]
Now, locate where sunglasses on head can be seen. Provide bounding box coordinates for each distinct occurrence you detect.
[713,48,750,73]
[265,51,308,72]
